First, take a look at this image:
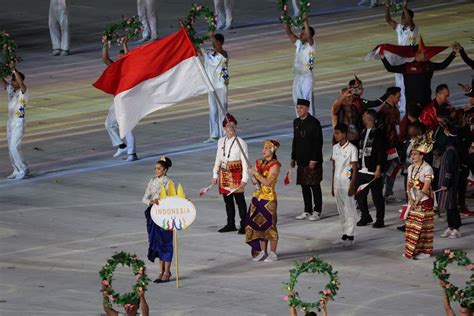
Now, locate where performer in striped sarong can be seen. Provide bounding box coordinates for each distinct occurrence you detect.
[404,134,435,260]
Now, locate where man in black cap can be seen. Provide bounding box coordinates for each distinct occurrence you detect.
[291,98,324,221]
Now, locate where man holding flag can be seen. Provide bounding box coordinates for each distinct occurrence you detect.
[356,110,387,228]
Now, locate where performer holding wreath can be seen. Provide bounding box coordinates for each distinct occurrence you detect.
[212,113,249,234]
[143,156,174,283]
[246,140,281,263]
[404,134,435,260]
[283,12,316,116]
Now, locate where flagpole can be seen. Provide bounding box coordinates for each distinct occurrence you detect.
[174,230,180,288]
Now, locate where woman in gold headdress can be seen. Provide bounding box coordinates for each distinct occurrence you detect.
[246,140,281,263]
[404,135,435,260]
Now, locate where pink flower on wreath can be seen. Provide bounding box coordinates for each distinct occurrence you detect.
[135,274,141,279]
[134,256,139,261]
[283,4,288,11]
[102,291,108,297]
[444,249,451,254]
[138,287,143,293]
[449,252,455,259]
[127,20,132,25]
[108,295,114,302]
[102,280,109,286]
[466,264,474,271]
[446,284,451,289]
[283,295,289,302]
[196,5,202,10]
[460,292,465,297]
[323,289,331,295]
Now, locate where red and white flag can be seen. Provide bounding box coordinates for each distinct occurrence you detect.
[386,148,399,161]
[199,184,213,197]
[93,27,213,138]
[355,178,376,196]
[283,170,291,186]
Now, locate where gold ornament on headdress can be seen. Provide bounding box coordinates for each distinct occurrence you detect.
[264,140,280,152]
[411,131,434,154]
[159,181,187,199]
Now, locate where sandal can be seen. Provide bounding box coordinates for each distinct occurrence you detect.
[155,272,172,283]
[153,272,164,283]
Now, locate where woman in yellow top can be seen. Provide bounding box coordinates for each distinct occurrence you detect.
[246,140,281,263]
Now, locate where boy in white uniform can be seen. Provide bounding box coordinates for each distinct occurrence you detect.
[102,38,137,161]
[49,0,70,56]
[332,123,358,247]
[385,0,418,116]
[202,33,229,143]
[137,0,158,42]
[284,15,316,116]
[1,64,29,179]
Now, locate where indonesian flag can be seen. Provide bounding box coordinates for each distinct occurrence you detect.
[365,35,448,65]
[283,170,291,186]
[355,178,376,196]
[93,27,213,137]
[386,148,399,161]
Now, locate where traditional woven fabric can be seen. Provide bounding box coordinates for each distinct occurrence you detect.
[405,199,434,259]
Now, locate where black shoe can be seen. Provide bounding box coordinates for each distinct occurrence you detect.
[238,227,245,234]
[357,217,373,226]
[397,225,406,232]
[218,225,237,233]
[372,222,385,228]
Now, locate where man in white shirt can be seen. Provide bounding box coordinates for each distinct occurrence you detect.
[385,0,418,116]
[214,0,234,30]
[212,113,249,234]
[137,0,158,42]
[284,15,316,116]
[49,0,70,56]
[332,123,358,247]
[202,33,229,143]
[1,64,29,179]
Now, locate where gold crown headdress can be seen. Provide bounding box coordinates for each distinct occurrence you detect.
[264,139,280,152]
[411,131,434,154]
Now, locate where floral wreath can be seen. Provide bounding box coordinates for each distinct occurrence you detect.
[182,4,217,47]
[101,16,143,47]
[99,252,151,309]
[433,249,474,310]
[283,256,340,313]
[386,0,403,13]
[0,31,20,78]
[278,0,311,28]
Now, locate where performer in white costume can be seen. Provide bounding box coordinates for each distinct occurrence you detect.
[137,0,158,42]
[332,123,359,247]
[1,64,29,180]
[202,33,229,143]
[49,0,69,56]
[284,15,316,116]
[385,0,418,116]
[214,0,234,30]
[102,38,138,161]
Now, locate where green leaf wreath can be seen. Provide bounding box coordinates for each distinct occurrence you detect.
[283,256,340,313]
[99,252,151,309]
[182,4,217,47]
[101,16,143,47]
[389,1,403,14]
[433,249,474,310]
[0,31,20,78]
[278,0,311,28]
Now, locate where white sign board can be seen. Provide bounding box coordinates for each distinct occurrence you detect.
[150,196,196,231]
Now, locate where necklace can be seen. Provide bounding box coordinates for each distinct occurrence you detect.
[411,161,424,188]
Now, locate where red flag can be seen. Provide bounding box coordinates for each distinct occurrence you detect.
[284,171,291,186]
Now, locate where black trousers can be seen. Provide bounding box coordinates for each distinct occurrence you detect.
[223,193,247,228]
[301,184,322,214]
[356,173,385,223]
[447,208,462,230]
[457,165,470,208]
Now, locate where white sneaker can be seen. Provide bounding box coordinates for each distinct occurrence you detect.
[252,251,267,262]
[308,213,321,221]
[203,137,218,144]
[331,238,344,245]
[295,212,310,220]
[449,229,461,239]
[113,146,128,157]
[415,253,431,260]
[440,228,452,238]
[125,154,138,162]
[60,50,70,56]
[263,251,278,263]
[7,172,17,179]
[51,49,61,56]
[15,169,29,180]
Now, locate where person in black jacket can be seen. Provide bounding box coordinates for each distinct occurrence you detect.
[381,45,457,107]
[291,99,324,221]
[356,110,387,228]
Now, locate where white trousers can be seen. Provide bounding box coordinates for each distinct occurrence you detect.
[7,121,28,174]
[214,0,234,28]
[208,86,228,138]
[105,105,136,154]
[48,0,69,51]
[292,0,300,16]
[293,75,314,116]
[335,188,357,237]
[395,73,406,117]
[137,0,158,39]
